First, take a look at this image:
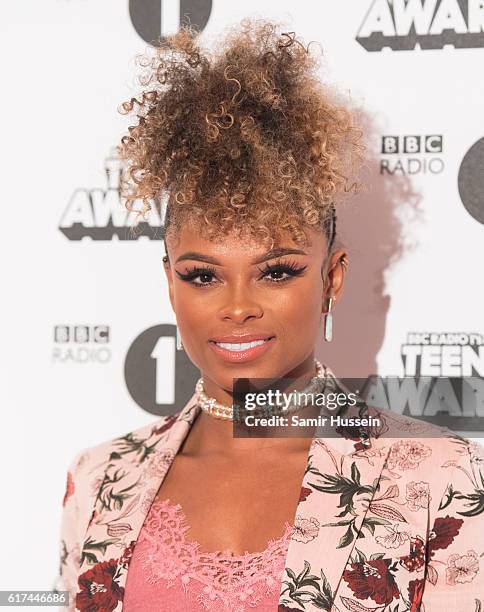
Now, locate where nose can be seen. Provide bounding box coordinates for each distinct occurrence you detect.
[217,281,264,324]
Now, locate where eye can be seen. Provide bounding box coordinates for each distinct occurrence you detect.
[175,265,219,287]
[258,259,307,283]
[175,259,307,287]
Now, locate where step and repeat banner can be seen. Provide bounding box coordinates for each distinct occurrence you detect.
[2,0,483,593]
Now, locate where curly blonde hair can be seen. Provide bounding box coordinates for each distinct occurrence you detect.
[118,19,363,250]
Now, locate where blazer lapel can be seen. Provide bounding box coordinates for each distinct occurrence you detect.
[75,392,202,612]
[278,407,391,611]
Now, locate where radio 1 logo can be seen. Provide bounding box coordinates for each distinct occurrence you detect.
[124,324,199,415]
[53,325,111,364]
[357,0,484,52]
[380,134,444,175]
[58,151,163,241]
[401,332,484,375]
[129,0,212,45]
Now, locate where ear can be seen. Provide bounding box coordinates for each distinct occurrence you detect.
[163,255,176,313]
[322,249,348,310]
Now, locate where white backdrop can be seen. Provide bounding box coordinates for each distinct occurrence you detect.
[2,0,484,595]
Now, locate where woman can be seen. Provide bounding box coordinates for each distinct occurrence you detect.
[57,20,484,612]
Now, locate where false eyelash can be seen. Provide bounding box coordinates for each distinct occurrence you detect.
[258,258,307,280]
[175,265,218,282]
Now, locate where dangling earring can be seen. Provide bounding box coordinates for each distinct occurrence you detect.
[176,326,184,351]
[323,296,335,342]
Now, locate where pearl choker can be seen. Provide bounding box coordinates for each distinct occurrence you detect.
[195,359,328,421]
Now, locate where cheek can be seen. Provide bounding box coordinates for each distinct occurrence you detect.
[279,272,323,315]
[169,280,196,325]
[250,281,322,351]
[171,290,208,367]
[278,288,322,332]
[174,286,205,327]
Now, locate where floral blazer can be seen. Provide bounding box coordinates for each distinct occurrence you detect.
[56,376,484,612]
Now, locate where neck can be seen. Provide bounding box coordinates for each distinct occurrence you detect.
[181,409,319,458]
[182,354,322,458]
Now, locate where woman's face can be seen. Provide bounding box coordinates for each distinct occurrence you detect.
[164,222,347,401]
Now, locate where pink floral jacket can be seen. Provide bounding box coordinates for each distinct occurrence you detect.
[56,381,484,612]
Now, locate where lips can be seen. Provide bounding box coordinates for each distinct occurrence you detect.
[209,333,274,343]
[208,334,276,363]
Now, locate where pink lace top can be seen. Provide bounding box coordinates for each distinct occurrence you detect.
[123,497,293,611]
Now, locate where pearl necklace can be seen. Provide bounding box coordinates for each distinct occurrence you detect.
[195,359,328,421]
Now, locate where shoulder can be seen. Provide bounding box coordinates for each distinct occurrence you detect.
[368,403,480,464]
[69,413,179,478]
[62,413,181,524]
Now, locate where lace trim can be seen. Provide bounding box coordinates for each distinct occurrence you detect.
[135,497,293,610]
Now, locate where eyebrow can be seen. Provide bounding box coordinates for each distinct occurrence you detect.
[175,247,307,265]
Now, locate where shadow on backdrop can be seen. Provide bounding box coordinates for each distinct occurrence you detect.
[317,112,423,378]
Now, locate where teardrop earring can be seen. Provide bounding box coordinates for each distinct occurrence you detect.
[323,296,335,342]
[176,325,184,351]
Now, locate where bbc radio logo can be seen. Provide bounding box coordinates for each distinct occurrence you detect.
[401,331,484,376]
[129,0,212,44]
[53,325,111,364]
[357,0,484,52]
[59,150,163,241]
[380,134,444,175]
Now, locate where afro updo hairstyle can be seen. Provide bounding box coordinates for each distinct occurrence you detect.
[118,18,363,253]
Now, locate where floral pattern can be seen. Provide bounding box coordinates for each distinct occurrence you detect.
[405,481,431,511]
[76,559,125,612]
[446,550,480,585]
[386,440,432,472]
[342,558,400,605]
[56,374,484,611]
[292,516,320,543]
